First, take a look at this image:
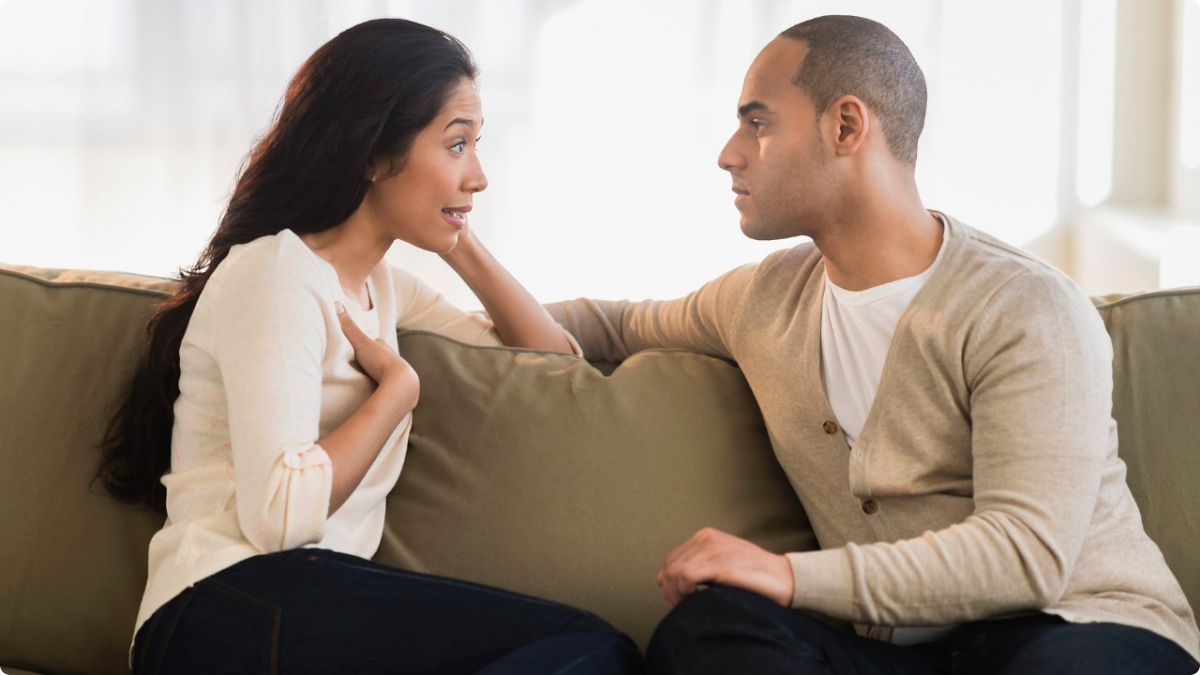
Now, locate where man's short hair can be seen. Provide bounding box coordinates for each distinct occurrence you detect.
[781,15,927,167]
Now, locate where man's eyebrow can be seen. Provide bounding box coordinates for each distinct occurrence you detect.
[737,101,768,118]
[443,117,478,131]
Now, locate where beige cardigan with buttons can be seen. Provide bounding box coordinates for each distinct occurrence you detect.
[547,213,1200,661]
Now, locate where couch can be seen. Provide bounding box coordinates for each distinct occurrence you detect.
[0,262,1197,675]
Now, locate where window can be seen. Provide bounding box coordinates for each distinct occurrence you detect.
[0,0,1191,305]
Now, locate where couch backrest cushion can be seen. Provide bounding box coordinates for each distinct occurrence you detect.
[1,258,1195,670]
[1094,287,1200,615]
[0,266,172,675]
[375,330,816,648]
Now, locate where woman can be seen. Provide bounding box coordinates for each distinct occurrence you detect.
[97,18,641,675]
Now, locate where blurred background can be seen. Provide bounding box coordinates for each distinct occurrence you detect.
[1,0,1198,310]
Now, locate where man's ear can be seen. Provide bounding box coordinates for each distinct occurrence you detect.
[829,94,870,157]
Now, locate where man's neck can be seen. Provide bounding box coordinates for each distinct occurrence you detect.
[816,200,943,292]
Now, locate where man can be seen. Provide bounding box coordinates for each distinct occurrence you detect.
[547,15,1200,674]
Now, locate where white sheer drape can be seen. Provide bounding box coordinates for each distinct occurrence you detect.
[3,0,1189,306]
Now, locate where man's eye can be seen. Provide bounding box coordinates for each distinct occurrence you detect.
[751,120,766,131]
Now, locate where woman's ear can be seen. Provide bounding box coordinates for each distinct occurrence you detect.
[829,94,870,157]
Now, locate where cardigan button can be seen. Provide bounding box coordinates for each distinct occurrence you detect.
[861,500,879,515]
[822,420,839,435]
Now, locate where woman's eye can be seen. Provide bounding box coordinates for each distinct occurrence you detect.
[451,141,466,153]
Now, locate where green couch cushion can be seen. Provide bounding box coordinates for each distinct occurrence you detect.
[1094,287,1200,615]
[2,257,1195,672]
[375,330,816,648]
[0,266,171,675]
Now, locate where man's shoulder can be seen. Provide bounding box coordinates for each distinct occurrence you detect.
[946,217,1083,300]
[950,214,1075,278]
[941,217,1099,334]
[746,239,822,283]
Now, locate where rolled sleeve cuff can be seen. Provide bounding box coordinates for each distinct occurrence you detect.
[787,548,856,616]
[279,444,332,549]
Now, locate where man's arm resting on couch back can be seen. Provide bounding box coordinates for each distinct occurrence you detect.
[544,263,756,362]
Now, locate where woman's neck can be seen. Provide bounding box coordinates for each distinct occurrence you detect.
[298,215,390,306]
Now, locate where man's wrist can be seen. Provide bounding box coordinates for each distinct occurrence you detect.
[787,548,855,614]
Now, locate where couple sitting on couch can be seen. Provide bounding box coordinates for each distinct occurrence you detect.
[93,13,1200,675]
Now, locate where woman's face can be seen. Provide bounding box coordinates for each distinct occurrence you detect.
[363,78,487,253]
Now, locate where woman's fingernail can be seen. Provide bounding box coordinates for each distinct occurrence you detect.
[335,301,345,314]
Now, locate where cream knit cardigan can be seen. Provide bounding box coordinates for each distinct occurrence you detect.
[548,213,1200,662]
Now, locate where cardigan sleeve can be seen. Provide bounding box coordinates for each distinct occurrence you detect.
[543,262,756,363]
[208,247,333,554]
[787,270,1114,625]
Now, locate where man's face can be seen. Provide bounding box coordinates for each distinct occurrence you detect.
[719,37,834,241]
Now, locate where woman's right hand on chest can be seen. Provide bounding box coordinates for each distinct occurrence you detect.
[336,301,420,407]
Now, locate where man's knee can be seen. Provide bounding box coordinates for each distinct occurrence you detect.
[646,586,824,674]
[651,586,768,646]
[1000,623,1198,675]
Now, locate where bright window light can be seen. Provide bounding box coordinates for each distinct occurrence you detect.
[1160,225,1200,287]
[0,1,1172,299]
[1076,0,1116,206]
[1182,0,1200,169]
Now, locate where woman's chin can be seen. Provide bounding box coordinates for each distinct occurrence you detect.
[432,234,460,255]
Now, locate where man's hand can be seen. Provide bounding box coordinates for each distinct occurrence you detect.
[655,527,795,608]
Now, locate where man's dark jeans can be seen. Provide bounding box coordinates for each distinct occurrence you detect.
[132,548,643,675]
[646,585,1199,675]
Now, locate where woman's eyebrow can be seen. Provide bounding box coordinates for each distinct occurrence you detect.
[443,117,478,131]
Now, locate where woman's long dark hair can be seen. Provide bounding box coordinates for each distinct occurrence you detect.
[96,19,477,514]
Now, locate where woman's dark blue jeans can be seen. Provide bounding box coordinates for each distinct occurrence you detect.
[132,548,643,675]
[645,585,1199,675]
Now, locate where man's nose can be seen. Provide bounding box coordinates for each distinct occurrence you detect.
[718,133,744,173]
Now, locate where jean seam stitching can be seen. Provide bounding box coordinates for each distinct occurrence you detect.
[313,553,562,607]
[544,632,623,675]
[134,607,165,674]
[150,588,197,675]
[204,577,283,613]
[269,603,282,675]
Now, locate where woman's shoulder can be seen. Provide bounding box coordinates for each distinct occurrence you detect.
[383,262,442,311]
[211,230,330,293]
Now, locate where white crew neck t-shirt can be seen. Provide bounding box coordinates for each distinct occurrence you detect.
[820,219,949,645]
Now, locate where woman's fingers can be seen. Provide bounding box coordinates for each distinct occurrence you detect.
[335,301,413,389]
[336,301,368,347]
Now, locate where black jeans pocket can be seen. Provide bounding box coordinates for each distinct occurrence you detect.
[139,579,282,675]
